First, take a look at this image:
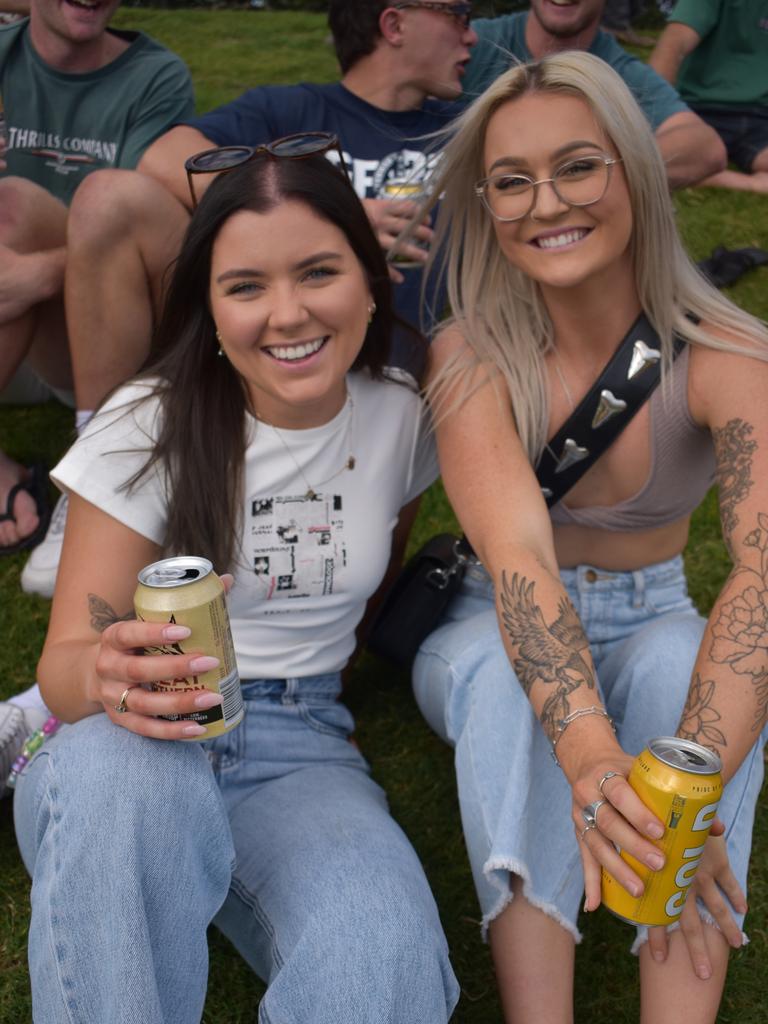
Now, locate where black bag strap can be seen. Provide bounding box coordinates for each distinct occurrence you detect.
[536,313,685,508]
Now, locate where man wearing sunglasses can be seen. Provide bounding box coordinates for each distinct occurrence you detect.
[461,0,726,190]
[14,0,475,598]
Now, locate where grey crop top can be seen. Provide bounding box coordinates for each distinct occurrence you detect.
[549,346,716,532]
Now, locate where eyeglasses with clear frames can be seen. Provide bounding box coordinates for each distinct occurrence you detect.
[475,154,623,223]
[184,131,351,208]
[391,1,473,29]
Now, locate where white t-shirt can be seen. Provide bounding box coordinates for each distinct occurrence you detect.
[53,370,439,679]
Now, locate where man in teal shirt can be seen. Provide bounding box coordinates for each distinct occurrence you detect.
[0,0,193,555]
[464,0,725,190]
[650,0,768,193]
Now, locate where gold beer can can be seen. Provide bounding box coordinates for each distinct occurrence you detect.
[134,556,244,740]
[601,737,722,926]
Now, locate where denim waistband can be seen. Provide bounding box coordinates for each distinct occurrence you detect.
[240,673,342,702]
[463,554,686,593]
[559,554,685,592]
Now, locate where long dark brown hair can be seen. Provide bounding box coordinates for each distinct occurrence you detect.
[126,154,419,572]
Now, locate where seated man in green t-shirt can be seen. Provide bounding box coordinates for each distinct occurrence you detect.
[463,0,726,191]
[650,0,768,193]
[0,0,193,556]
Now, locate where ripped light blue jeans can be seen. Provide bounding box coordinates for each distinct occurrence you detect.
[14,675,459,1023]
[413,556,766,947]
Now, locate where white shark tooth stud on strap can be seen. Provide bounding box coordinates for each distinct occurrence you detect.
[627,339,661,380]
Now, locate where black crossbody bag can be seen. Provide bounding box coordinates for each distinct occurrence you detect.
[367,315,684,669]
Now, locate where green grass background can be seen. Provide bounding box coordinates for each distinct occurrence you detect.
[1,11,767,1021]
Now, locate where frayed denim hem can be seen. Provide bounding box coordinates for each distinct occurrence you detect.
[481,856,583,945]
[630,913,749,957]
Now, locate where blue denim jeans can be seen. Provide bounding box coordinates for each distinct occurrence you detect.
[14,676,459,1023]
[413,557,766,947]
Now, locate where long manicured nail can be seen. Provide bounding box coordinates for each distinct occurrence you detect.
[194,691,223,709]
[646,852,665,870]
[647,822,664,839]
[164,625,191,640]
[181,724,207,737]
[189,656,219,672]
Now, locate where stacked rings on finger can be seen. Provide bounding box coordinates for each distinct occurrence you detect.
[581,799,606,829]
[579,822,598,841]
[598,769,622,795]
[114,687,133,714]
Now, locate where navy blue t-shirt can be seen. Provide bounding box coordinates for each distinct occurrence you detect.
[186,83,461,356]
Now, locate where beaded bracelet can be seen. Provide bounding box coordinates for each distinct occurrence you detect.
[6,715,61,790]
[550,706,613,768]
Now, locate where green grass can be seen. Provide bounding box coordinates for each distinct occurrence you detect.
[2,10,768,1022]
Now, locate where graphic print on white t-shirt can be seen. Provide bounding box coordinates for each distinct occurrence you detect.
[250,492,347,600]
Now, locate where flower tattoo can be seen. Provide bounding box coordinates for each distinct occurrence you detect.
[679,674,726,754]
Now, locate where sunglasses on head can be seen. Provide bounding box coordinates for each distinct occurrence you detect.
[184,131,351,208]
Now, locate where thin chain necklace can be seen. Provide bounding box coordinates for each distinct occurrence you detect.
[543,347,577,464]
[260,392,356,500]
[550,346,576,413]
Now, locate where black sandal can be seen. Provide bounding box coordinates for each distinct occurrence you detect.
[0,462,52,556]
[697,246,768,290]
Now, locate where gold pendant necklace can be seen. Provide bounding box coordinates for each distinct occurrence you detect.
[260,393,356,500]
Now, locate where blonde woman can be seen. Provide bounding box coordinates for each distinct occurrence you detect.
[413,52,768,1023]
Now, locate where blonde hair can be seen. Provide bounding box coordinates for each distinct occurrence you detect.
[419,51,768,462]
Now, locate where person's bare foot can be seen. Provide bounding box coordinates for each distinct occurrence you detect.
[0,452,39,548]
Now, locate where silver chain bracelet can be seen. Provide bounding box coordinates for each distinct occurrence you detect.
[550,705,613,767]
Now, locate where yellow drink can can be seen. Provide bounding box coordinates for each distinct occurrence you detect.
[134,556,244,740]
[601,737,722,926]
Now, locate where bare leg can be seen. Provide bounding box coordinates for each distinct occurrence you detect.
[698,169,768,193]
[699,145,768,193]
[0,177,68,387]
[0,178,68,547]
[489,875,575,1024]
[65,169,190,410]
[639,925,729,1024]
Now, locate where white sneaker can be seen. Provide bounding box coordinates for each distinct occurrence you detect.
[0,702,49,796]
[21,492,68,598]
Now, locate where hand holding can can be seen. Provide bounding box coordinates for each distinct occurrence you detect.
[133,556,244,740]
[381,178,433,268]
[601,738,722,926]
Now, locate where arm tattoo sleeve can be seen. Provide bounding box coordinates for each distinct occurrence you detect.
[678,673,727,755]
[499,571,597,741]
[712,418,756,554]
[88,593,135,634]
[709,514,768,732]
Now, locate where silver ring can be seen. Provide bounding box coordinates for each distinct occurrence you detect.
[581,799,606,829]
[579,822,598,841]
[598,770,622,795]
[114,687,132,714]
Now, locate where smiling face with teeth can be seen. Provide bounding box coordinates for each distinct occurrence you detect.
[528,0,605,40]
[481,90,634,298]
[30,0,123,66]
[209,200,374,430]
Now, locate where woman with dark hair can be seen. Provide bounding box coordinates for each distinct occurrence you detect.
[12,151,457,1023]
